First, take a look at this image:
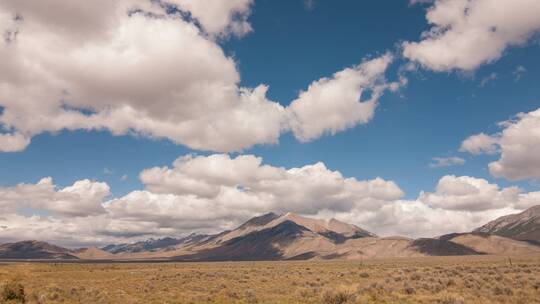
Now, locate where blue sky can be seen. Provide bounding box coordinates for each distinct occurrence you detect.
[1,0,538,198]
[1,0,540,244]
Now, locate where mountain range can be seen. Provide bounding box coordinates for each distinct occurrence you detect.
[1,206,540,261]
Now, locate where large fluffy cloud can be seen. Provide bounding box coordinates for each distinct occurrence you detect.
[418,175,521,211]
[461,108,540,181]
[137,154,404,215]
[403,0,540,71]
[0,177,109,217]
[289,54,402,141]
[0,0,399,153]
[0,0,290,152]
[419,175,540,212]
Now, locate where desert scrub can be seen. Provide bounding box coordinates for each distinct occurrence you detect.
[322,291,355,304]
[437,293,465,304]
[0,256,538,303]
[403,284,415,295]
[1,279,25,303]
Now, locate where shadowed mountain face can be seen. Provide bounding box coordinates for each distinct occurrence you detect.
[474,205,540,244]
[0,240,77,259]
[174,220,311,261]
[410,238,484,256]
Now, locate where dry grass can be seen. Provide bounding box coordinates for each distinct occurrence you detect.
[0,255,539,303]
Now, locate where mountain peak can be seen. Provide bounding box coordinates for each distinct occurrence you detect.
[238,212,281,229]
[270,212,376,238]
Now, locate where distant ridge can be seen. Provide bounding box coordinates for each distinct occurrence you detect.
[0,240,77,260]
[101,236,206,254]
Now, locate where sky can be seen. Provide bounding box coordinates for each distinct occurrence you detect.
[0,0,540,246]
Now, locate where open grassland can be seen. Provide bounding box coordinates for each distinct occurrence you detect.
[1,256,540,303]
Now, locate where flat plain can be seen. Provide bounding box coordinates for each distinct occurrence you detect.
[1,255,540,304]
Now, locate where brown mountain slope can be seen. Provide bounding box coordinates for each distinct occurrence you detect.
[174,220,332,261]
[313,237,422,260]
[442,233,540,256]
[210,212,376,244]
[474,205,540,243]
[0,240,77,259]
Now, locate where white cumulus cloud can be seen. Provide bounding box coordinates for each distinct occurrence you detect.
[288,54,402,142]
[0,177,109,217]
[460,133,499,155]
[138,153,404,215]
[403,0,540,71]
[0,133,31,152]
[462,108,540,181]
[418,175,521,211]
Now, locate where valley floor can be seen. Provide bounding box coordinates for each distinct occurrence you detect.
[1,255,540,303]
